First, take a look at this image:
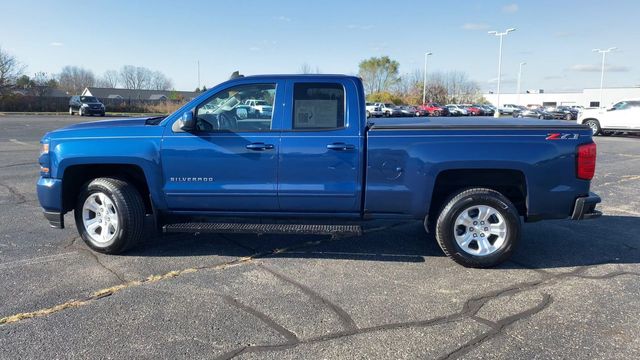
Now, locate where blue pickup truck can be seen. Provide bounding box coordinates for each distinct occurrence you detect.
[37,75,601,267]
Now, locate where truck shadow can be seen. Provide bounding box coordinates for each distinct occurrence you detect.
[132,215,640,270]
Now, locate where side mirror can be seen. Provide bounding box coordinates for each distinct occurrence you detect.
[179,111,196,131]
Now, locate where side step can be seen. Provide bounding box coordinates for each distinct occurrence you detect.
[163,223,362,236]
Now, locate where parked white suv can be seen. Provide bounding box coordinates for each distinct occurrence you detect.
[498,104,519,115]
[578,99,640,135]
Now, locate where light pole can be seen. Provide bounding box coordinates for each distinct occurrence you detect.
[488,28,516,117]
[422,52,432,105]
[516,62,526,105]
[592,47,617,108]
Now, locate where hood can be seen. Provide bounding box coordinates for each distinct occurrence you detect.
[60,117,151,130]
[42,117,165,141]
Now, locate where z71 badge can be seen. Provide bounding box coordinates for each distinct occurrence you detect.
[546,133,579,140]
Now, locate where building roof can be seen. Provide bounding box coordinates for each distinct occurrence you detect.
[82,87,198,101]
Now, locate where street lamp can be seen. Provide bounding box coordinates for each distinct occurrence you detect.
[516,62,526,105]
[488,28,516,117]
[592,47,617,108]
[422,52,433,105]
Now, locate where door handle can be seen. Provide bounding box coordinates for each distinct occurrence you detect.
[327,143,355,151]
[246,143,274,151]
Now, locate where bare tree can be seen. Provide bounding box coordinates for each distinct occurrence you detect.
[58,66,95,95]
[150,71,173,90]
[119,65,152,90]
[97,70,120,88]
[0,47,25,94]
[298,63,322,74]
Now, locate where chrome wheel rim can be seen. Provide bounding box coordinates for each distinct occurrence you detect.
[82,192,119,245]
[453,205,507,256]
[587,121,598,135]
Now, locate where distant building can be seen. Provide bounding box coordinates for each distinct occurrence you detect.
[81,87,199,101]
[484,87,640,108]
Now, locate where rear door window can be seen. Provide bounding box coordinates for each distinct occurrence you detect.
[292,83,345,130]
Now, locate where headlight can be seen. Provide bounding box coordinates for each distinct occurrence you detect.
[41,143,49,154]
[81,103,89,108]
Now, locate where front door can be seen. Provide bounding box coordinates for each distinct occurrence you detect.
[161,82,282,211]
[278,81,363,213]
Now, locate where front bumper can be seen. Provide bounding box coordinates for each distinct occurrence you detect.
[571,192,602,220]
[37,177,65,228]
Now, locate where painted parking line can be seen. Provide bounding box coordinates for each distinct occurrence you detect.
[0,251,79,270]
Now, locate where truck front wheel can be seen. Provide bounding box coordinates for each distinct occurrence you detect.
[434,188,521,268]
[74,177,145,254]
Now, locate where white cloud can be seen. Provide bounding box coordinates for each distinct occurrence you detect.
[275,15,291,22]
[49,42,64,47]
[347,24,373,30]
[569,64,630,72]
[488,77,516,84]
[461,23,490,30]
[502,3,519,13]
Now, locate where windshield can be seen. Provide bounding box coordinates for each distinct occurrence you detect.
[80,96,98,103]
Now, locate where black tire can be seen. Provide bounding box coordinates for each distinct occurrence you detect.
[434,188,521,268]
[366,110,371,118]
[75,177,145,254]
[565,113,572,120]
[539,115,544,119]
[100,112,105,117]
[584,119,601,136]
[78,107,84,116]
[433,110,441,117]
[69,107,75,115]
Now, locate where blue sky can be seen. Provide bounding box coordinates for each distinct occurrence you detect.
[2,0,639,92]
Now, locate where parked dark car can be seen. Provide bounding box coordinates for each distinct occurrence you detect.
[69,95,106,116]
[477,105,495,116]
[550,106,579,120]
[513,108,554,120]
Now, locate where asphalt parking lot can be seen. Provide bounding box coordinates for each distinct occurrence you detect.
[0,115,639,359]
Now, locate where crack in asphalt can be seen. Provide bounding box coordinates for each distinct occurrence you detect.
[214,263,640,359]
[0,181,27,204]
[440,295,553,360]
[259,263,358,332]
[222,295,299,344]
[0,162,35,169]
[74,246,128,284]
[2,219,638,359]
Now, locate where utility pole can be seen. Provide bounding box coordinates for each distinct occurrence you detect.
[516,62,526,105]
[488,28,516,117]
[592,47,617,108]
[422,52,432,105]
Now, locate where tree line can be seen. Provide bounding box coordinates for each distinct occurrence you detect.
[1,46,173,96]
[357,56,484,105]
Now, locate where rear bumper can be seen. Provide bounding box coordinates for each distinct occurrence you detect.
[571,192,602,220]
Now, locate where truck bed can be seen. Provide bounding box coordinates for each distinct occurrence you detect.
[369,117,587,130]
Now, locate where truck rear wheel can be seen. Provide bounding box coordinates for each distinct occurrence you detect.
[584,119,601,136]
[74,177,145,254]
[434,188,520,268]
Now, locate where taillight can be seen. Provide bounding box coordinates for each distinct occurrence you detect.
[577,142,596,180]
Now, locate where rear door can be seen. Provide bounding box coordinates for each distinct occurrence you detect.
[277,80,363,213]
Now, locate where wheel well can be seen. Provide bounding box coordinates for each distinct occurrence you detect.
[429,169,527,221]
[581,117,598,124]
[61,164,151,213]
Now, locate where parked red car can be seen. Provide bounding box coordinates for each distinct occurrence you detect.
[417,103,449,116]
[463,105,483,116]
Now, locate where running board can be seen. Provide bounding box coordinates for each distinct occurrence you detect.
[163,223,362,236]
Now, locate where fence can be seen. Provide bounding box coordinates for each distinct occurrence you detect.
[0,95,187,113]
